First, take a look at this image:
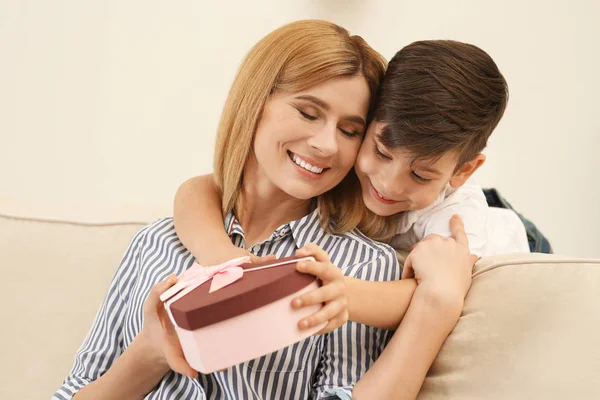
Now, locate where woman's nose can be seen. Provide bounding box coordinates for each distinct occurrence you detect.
[306,123,338,156]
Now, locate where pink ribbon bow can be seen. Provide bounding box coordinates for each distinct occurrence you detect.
[159,256,251,303]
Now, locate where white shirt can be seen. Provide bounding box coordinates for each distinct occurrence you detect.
[389,179,529,257]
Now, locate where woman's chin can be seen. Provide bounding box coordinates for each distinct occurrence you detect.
[280,181,330,201]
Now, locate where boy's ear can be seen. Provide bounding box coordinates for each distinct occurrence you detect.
[449,154,486,189]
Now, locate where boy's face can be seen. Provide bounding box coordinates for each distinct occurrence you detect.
[355,121,460,217]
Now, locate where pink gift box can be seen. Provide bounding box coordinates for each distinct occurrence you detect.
[160,256,325,373]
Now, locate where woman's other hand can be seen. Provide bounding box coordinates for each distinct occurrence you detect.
[141,275,198,379]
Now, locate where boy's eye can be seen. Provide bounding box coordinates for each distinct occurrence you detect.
[373,143,392,160]
[298,110,318,121]
[411,171,431,183]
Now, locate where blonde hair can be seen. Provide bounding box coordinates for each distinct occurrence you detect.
[213,20,392,238]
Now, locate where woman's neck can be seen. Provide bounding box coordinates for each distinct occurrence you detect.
[238,157,313,248]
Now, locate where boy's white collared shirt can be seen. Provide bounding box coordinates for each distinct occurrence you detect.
[389,179,530,257]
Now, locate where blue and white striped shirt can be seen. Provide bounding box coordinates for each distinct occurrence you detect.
[53,209,401,399]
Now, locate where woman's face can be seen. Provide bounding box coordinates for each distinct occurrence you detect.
[251,75,370,200]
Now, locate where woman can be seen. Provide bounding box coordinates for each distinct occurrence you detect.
[54,20,471,400]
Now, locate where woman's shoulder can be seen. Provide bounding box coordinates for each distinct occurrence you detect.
[123,217,195,283]
[333,228,399,261]
[129,217,191,260]
[329,229,401,280]
[129,217,176,245]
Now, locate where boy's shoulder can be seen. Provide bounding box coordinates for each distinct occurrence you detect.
[394,178,488,236]
[419,179,489,228]
[390,178,490,255]
[442,178,487,208]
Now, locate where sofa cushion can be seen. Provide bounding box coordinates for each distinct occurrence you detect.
[418,253,600,399]
[0,213,146,400]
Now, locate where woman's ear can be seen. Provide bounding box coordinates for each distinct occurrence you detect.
[449,154,486,189]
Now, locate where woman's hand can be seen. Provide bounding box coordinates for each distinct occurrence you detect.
[140,275,198,379]
[402,215,476,303]
[292,244,348,334]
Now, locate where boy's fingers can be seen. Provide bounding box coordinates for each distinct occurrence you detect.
[450,214,469,246]
[291,281,345,308]
[296,261,341,281]
[296,260,322,278]
[315,312,349,335]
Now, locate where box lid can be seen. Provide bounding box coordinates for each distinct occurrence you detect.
[167,256,317,330]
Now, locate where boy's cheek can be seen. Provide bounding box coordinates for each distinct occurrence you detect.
[415,185,447,209]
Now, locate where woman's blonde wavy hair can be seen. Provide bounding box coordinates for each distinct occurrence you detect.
[213,20,395,240]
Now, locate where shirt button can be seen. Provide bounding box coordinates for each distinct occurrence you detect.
[251,245,260,253]
[279,230,287,236]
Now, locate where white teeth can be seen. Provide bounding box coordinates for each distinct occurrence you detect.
[292,153,324,174]
[374,186,390,200]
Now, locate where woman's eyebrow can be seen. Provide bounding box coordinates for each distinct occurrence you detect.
[294,95,329,110]
[294,94,366,127]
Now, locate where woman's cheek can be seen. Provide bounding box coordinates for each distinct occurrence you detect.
[354,153,369,176]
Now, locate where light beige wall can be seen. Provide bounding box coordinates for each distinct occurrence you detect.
[1,0,598,256]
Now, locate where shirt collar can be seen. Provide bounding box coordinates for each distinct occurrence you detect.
[224,208,329,250]
[395,183,456,235]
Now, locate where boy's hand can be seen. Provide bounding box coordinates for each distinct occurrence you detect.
[402,215,476,301]
[292,244,348,334]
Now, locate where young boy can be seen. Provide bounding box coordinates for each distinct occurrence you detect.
[173,40,528,331]
[353,40,529,258]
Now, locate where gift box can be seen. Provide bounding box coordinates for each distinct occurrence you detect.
[159,255,325,373]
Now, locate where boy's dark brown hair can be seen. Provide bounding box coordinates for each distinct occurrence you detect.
[374,40,508,167]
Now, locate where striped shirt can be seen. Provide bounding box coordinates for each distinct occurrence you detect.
[53,209,401,400]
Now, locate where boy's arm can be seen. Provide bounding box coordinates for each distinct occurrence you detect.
[292,247,416,333]
[174,175,251,265]
[345,277,417,330]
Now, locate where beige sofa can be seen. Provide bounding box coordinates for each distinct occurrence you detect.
[2,208,599,400]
